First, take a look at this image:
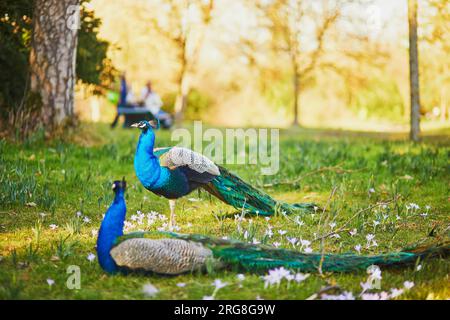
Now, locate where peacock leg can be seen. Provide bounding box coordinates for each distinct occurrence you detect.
[169,199,176,228]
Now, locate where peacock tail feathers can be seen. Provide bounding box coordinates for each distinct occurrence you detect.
[204,166,316,216]
[127,231,449,273]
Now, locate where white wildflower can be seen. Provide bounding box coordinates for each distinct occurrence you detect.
[142,283,159,297]
[403,281,414,290]
[212,279,228,290]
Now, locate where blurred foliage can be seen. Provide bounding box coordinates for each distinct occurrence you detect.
[0,0,115,122]
[350,78,405,121]
[76,2,117,93]
[162,89,213,120]
[0,0,33,120]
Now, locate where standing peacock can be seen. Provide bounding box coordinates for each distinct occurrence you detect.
[131,120,315,227]
[97,179,449,275]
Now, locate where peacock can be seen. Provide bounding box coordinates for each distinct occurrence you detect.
[97,179,449,275]
[131,120,316,227]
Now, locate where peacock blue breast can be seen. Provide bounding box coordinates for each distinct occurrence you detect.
[148,167,191,199]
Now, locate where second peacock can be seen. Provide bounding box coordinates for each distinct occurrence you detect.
[97,179,449,275]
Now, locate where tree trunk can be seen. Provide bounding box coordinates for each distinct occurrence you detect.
[408,0,421,142]
[292,72,300,126]
[29,0,80,128]
[174,73,189,124]
[174,47,189,124]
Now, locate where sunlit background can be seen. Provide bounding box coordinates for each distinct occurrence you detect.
[75,0,449,131]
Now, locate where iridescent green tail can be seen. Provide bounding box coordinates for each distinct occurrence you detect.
[162,232,450,273]
[203,166,316,216]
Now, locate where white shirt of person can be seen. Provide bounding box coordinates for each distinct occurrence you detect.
[141,87,163,115]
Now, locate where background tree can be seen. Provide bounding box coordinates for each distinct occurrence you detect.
[408,0,421,142]
[149,0,214,124]
[29,0,80,128]
[0,0,114,137]
[259,0,341,126]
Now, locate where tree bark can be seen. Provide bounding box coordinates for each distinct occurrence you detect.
[292,71,300,127]
[30,0,80,128]
[174,40,190,124]
[408,0,421,142]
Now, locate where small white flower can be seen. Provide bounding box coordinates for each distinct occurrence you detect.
[303,247,313,253]
[212,279,228,290]
[360,281,372,293]
[49,224,58,230]
[329,222,336,229]
[203,295,214,300]
[243,230,249,240]
[83,216,91,223]
[367,265,382,280]
[237,274,245,281]
[369,188,375,193]
[403,281,414,290]
[331,233,341,239]
[349,229,357,236]
[176,282,186,288]
[76,211,82,217]
[142,283,159,297]
[321,291,355,300]
[252,238,261,245]
[390,288,404,298]
[361,292,390,300]
[373,220,380,226]
[355,244,362,253]
[299,239,311,248]
[294,273,309,283]
[91,229,98,237]
[287,237,298,246]
[256,295,264,300]
[47,278,55,286]
[278,230,287,235]
[425,205,431,210]
[272,242,281,248]
[87,253,96,262]
[366,234,375,241]
[416,264,422,271]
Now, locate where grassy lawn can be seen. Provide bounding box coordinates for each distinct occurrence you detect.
[0,123,449,300]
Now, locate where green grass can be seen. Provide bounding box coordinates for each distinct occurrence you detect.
[0,123,449,300]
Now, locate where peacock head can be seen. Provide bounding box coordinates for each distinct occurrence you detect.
[112,178,126,194]
[130,119,160,132]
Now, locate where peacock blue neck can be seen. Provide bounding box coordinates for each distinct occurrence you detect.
[134,129,162,188]
[97,188,126,273]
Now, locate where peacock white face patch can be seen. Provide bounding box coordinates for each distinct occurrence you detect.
[138,122,147,129]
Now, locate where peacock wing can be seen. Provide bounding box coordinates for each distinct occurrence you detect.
[156,146,220,176]
[110,235,213,275]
